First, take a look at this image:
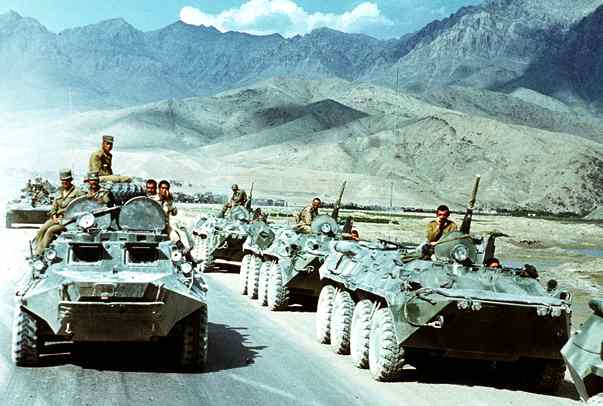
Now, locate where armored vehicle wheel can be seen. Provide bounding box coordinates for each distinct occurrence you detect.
[267,262,289,311]
[247,256,262,299]
[350,299,373,368]
[257,261,271,306]
[12,306,40,366]
[192,238,213,272]
[588,394,603,405]
[369,308,405,381]
[179,307,208,370]
[239,254,252,295]
[520,358,565,393]
[330,290,354,354]
[316,285,336,344]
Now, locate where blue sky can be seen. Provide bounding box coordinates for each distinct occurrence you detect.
[0,0,481,39]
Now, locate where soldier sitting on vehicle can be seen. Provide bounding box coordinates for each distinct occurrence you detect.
[426,205,458,245]
[485,257,502,268]
[84,171,114,206]
[88,134,132,183]
[219,184,248,218]
[294,197,321,234]
[145,178,158,199]
[33,169,84,257]
[157,180,192,253]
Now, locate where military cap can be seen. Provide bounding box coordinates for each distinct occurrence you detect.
[231,184,239,190]
[59,169,73,181]
[102,134,114,144]
[84,171,100,182]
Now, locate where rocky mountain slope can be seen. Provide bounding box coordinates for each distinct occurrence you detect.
[2,0,603,112]
[3,78,602,213]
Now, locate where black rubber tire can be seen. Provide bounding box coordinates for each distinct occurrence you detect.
[267,262,289,311]
[12,306,40,366]
[315,285,336,344]
[239,254,252,295]
[107,183,145,205]
[520,358,565,393]
[179,307,208,370]
[350,299,373,368]
[368,308,405,381]
[247,256,262,299]
[330,290,354,354]
[257,261,271,306]
[191,236,208,263]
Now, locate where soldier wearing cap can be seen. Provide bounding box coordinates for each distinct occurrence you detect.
[88,135,132,183]
[33,169,84,256]
[426,204,458,245]
[294,197,321,234]
[84,171,113,205]
[219,184,248,218]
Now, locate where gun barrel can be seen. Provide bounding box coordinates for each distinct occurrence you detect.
[468,175,480,209]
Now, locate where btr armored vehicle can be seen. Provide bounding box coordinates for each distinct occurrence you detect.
[12,195,208,369]
[190,205,252,273]
[562,298,603,403]
[241,182,351,311]
[6,178,55,228]
[315,176,571,392]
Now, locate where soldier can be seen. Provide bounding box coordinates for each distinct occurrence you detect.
[82,171,114,208]
[219,184,248,218]
[485,257,502,268]
[88,134,132,183]
[145,178,158,198]
[33,169,84,257]
[426,204,458,245]
[158,180,177,220]
[294,197,321,234]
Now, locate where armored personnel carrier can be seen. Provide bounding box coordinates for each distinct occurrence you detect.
[241,183,351,311]
[315,177,571,392]
[5,178,55,228]
[12,195,208,369]
[189,205,252,273]
[562,298,603,403]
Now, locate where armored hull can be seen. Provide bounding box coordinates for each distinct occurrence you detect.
[316,236,571,392]
[6,203,51,228]
[13,196,208,369]
[562,298,603,402]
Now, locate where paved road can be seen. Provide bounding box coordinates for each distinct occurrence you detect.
[0,228,581,406]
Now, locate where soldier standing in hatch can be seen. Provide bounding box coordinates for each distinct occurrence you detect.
[88,134,132,183]
[33,169,84,257]
[84,171,114,206]
[294,197,321,234]
[426,204,458,245]
[219,184,248,217]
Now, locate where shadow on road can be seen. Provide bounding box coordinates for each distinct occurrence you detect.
[33,322,266,374]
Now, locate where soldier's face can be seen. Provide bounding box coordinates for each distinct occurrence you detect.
[436,210,449,223]
[102,141,113,153]
[61,179,72,189]
[146,183,157,195]
[88,180,99,189]
[159,184,169,198]
[312,199,321,209]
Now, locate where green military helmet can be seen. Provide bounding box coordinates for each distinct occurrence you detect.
[84,171,100,182]
[59,169,73,181]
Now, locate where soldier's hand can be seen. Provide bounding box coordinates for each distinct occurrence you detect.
[52,214,60,224]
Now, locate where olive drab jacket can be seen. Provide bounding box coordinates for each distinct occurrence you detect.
[87,188,113,206]
[229,190,247,207]
[49,185,84,217]
[89,149,113,176]
[426,219,458,243]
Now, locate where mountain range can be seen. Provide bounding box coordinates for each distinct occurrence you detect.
[2,0,603,112]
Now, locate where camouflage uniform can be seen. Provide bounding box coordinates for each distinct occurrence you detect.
[426,219,458,243]
[34,183,84,256]
[220,188,247,217]
[295,205,319,234]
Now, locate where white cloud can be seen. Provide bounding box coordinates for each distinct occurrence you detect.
[180,1,393,38]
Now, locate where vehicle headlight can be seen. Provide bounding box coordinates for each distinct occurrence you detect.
[171,250,183,262]
[320,223,332,234]
[44,248,57,261]
[451,244,469,263]
[180,262,193,275]
[33,259,46,272]
[78,213,95,229]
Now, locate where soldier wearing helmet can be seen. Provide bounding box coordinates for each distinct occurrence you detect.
[219,183,248,218]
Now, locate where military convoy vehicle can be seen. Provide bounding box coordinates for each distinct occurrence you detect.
[315,176,572,393]
[6,178,55,228]
[12,194,208,369]
[562,298,603,403]
[240,182,351,311]
[190,205,253,273]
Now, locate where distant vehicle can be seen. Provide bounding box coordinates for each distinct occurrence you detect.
[5,178,55,228]
[562,298,603,403]
[12,195,208,369]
